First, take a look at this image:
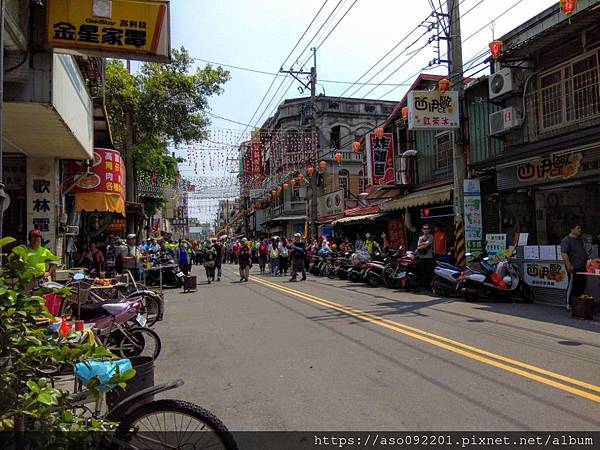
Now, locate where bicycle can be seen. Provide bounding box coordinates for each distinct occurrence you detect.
[59,272,163,327]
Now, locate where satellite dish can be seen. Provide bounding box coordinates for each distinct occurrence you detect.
[2,192,10,212]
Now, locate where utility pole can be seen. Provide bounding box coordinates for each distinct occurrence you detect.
[447,0,467,267]
[280,48,318,238]
[0,0,6,263]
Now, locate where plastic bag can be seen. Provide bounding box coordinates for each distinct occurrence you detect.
[74,359,132,393]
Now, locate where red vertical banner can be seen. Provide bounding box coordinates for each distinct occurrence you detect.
[387,217,406,250]
[366,133,395,186]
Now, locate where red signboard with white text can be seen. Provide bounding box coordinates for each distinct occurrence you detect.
[365,132,395,186]
[68,148,125,196]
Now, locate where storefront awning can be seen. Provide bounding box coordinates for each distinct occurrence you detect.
[380,185,452,212]
[332,213,386,226]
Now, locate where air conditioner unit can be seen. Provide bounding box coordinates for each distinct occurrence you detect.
[489,107,520,136]
[488,68,514,100]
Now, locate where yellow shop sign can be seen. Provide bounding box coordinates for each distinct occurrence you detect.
[47,0,170,62]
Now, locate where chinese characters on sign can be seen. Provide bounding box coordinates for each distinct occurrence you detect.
[387,218,407,251]
[517,152,582,182]
[464,179,483,254]
[365,132,395,186]
[27,159,57,252]
[47,0,170,62]
[407,90,460,130]
[485,234,507,262]
[524,262,569,289]
[68,149,125,197]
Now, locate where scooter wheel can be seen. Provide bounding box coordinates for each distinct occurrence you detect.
[367,273,380,288]
[518,282,535,303]
[431,285,448,297]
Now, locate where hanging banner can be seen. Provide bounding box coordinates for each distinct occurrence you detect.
[68,148,126,214]
[365,132,395,186]
[464,179,483,254]
[27,159,57,252]
[524,262,569,289]
[47,0,171,63]
[387,218,406,250]
[408,90,460,130]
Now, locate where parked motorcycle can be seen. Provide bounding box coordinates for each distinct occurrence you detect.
[145,253,185,288]
[458,251,534,302]
[364,249,397,287]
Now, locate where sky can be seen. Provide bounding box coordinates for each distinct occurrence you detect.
[167,0,557,223]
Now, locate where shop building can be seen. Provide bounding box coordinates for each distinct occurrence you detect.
[469,1,600,304]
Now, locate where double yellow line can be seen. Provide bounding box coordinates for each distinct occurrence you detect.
[250,275,600,404]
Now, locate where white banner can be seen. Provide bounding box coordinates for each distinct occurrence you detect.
[408,90,460,130]
[318,190,345,218]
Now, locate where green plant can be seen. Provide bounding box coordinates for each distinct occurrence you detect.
[0,237,131,435]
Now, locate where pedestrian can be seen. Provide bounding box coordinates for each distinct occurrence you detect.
[364,233,381,256]
[257,237,268,274]
[226,239,233,264]
[89,242,105,277]
[26,228,55,281]
[120,234,143,280]
[238,238,252,282]
[355,233,364,251]
[212,238,224,281]
[416,224,435,287]
[289,233,307,282]
[269,237,280,275]
[278,237,290,275]
[233,241,240,264]
[433,223,448,259]
[560,222,589,311]
[203,241,216,283]
[178,240,189,276]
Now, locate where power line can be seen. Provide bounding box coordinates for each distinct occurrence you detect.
[239,0,333,143]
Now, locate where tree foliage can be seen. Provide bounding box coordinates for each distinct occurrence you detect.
[105,47,230,210]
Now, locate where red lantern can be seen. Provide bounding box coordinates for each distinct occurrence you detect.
[401,106,409,121]
[375,127,384,138]
[560,0,577,15]
[334,152,342,163]
[306,167,314,177]
[283,183,289,190]
[352,141,361,153]
[438,78,450,94]
[298,173,305,183]
[489,40,503,60]
[319,160,327,171]
[291,179,297,187]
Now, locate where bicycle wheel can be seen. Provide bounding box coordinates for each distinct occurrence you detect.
[127,293,161,327]
[115,399,238,450]
[118,327,161,360]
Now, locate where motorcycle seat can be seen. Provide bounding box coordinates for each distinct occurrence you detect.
[78,303,109,321]
[102,303,132,316]
[438,262,463,271]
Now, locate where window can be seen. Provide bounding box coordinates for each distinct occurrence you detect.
[365,104,375,113]
[529,49,600,137]
[330,126,341,148]
[435,132,453,175]
[338,169,349,198]
[358,170,365,194]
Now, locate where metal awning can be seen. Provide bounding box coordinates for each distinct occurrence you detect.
[332,213,386,226]
[380,185,452,212]
[271,215,306,221]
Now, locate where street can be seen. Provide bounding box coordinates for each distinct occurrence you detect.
[155,265,600,431]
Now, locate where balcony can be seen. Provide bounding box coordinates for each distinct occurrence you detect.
[526,49,600,142]
[3,53,93,159]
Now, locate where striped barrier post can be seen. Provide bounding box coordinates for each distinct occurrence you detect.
[454,215,466,267]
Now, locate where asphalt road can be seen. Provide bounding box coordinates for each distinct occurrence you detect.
[153,263,600,431]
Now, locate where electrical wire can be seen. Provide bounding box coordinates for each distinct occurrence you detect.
[238,0,333,143]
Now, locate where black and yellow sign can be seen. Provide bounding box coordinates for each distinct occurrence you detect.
[47,0,170,62]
